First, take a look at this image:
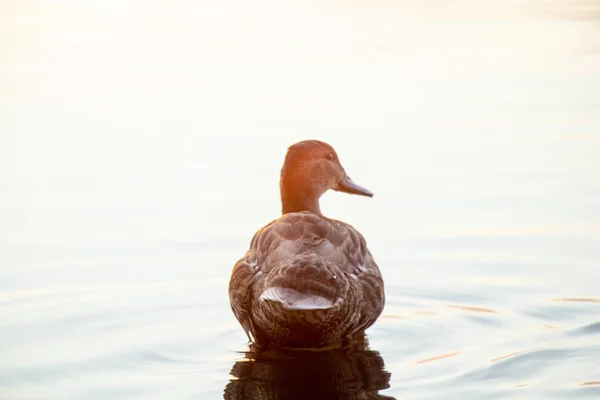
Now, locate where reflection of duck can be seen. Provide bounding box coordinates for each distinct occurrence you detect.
[229,140,385,348]
[224,335,395,400]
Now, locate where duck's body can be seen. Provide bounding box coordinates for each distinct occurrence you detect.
[229,140,384,348]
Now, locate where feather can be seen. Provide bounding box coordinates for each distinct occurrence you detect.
[259,287,339,310]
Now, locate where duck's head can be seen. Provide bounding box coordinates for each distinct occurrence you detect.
[280,140,373,215]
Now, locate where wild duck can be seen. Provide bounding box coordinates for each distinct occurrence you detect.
[228,140,384,348]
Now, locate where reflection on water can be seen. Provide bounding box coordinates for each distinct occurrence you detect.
[224,335,394,400]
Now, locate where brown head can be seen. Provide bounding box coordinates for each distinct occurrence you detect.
[279,140,373,215]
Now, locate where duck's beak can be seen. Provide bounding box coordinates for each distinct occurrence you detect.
[335,176,373,197]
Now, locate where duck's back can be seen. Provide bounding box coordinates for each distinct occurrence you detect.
[229,211,384,347]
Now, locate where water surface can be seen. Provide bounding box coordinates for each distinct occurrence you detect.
[1,1,600,399]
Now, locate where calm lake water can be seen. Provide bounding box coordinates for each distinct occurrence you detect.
[1,1,600,399]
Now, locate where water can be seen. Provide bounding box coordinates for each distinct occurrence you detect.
[1,0,600,398]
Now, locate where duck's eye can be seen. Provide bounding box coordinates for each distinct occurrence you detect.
[326,152,335,161]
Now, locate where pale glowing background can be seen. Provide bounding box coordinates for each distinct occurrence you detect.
[1,1,600,398]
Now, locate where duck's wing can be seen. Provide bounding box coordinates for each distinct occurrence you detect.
[229,254,258,343]
[297,215,384,332]
[229,218,283,343]
[257,213,384,321]
[244,212,369,273]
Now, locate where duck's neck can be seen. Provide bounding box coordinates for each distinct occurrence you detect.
[280,183,322,215]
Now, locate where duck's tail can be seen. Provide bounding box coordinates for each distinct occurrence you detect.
[252,253,359,347]
[259,253,346,310]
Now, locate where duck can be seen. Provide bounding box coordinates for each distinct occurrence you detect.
[228,140,385,348]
